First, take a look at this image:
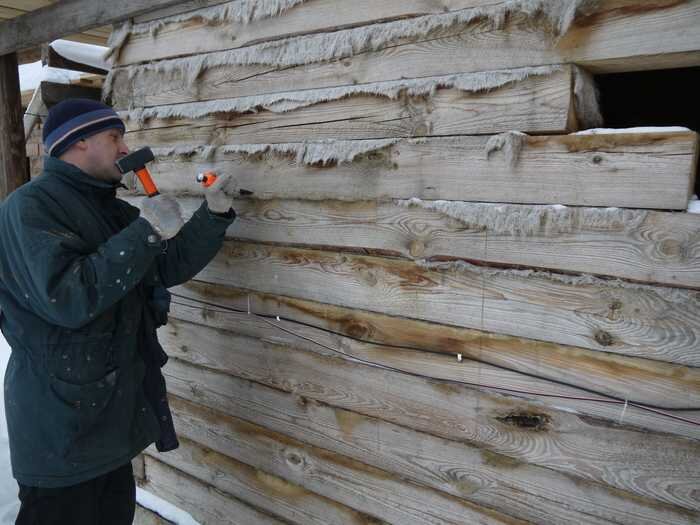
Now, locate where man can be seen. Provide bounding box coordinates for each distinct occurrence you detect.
[0,98,235,524]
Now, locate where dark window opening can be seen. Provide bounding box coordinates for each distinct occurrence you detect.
[595,66,700,131]
[595,66,700,196]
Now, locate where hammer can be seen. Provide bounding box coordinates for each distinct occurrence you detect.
[115,147,159,197]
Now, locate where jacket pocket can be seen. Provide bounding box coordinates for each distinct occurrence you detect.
[48,332,114,385]
[48,367,120,459]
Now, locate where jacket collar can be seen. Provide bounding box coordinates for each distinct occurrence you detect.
[43,156,126,197]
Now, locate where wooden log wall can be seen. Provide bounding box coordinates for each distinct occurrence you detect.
[113,1,700,523]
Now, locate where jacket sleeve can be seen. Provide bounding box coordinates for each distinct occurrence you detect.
[0,193,164,329]
[155,201,234,288]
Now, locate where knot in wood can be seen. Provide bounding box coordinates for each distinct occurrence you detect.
[594,329,615,347]
[496,411,551,431]
[409,239,426,258]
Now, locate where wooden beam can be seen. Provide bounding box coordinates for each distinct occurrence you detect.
[133,505,173,525]
[124,67,581,146]
[159,321,700,511]
[150,410,524,524]
[0,0,189,56]
[141,457,287,525]
[137,132,699,211]
[39,81,102,108]
[196,241,700,367]
[0,52,28,200]
[110,0,700,107]
[145,439,391,525]
[163,389,699,525]
[148,195,700,289]
[170,281,700,414]
[42,45,108,76]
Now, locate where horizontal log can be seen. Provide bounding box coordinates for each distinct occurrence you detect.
[124,67,580,145]
[164,369,700,524]
[142,193,700,288]
[134,131,699,209]
[194,241,700,367]
[156,399,522,524]
[118,0,511,66]
[110,1,700,108]
[158,320,700,512]
[146,438,380,525]
[142,457,285,525]
[169,281,700,413]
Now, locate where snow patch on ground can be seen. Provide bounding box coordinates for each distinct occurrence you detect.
[0,335,18,525]
[688,195,700,214]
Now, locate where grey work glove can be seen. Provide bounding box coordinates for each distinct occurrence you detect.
[205,173,235,214]
[139,194,185,240]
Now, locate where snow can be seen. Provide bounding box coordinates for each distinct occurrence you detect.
[0,334,18,525]
[573,126,691,135]
[137,487,199,524]
[688,195,700,214]
[50,40,110,71]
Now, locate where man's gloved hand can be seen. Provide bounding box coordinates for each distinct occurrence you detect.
[205,173,235,214]
[139,194,185,240]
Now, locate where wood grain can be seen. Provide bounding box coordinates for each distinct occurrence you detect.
[124,67,578,146]
[157,321,700,511]
[133,131,699,208]
[169,281,700,412]
[163,377,700,524]
[194,241,700,367]
[0,52,28,200]
[146,437,382,525]
[145,193,700,287]
[153,402,523,525]
[111,1,700,108]
[142,457,285,525]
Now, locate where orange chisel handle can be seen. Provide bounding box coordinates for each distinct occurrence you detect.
[197,171,218,188]
[136,167,159,197]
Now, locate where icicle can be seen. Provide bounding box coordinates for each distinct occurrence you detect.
[153,139,399,165]
[396,199,649,237]
[121,0,590,81]
[485,131,527,167]
[416,258,695,306]
[126,65,561,121]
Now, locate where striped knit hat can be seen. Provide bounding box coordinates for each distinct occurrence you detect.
[43,98,125,158]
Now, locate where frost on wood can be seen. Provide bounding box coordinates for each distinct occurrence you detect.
[397,198,649,237]
[136,0,311,38]
[126,65,561,122]
[110,0,590,84]
[485,132,527,166]
[417,258,696,306]
[152,139,399,165]
[573,126,692,135]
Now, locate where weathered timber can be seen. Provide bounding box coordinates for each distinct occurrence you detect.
[118,0,516,66]
[137,131,700,210]
[133,454,146,484]
[164,374,700,525]
[153,194,700,287]
[0,52,28,200]
[146,437,382,525]
[155,400,522,525]
[142,457,285,525]
[110,1,700,108]
[40,81,102,108]
[169,281,700,412]
[194,242,700,367]
[133,505,173,525]
[0,0,188,56]
[124,67,579,145]
[42,45,108,75]
[158,324,700,511]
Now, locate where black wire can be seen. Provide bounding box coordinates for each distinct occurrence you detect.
[169,292,700,414]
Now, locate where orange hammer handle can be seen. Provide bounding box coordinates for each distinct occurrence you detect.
[136,167,159,197]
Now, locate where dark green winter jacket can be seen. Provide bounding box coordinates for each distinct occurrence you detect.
[0,156,234,487]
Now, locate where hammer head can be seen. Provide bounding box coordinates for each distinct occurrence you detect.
[115,146,155,174]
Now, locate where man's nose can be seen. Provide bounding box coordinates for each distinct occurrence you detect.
[119,139,130,155]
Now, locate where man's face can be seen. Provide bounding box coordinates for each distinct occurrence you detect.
[81,128,130,183]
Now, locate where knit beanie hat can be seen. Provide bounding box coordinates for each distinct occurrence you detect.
[43,98,126,158]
